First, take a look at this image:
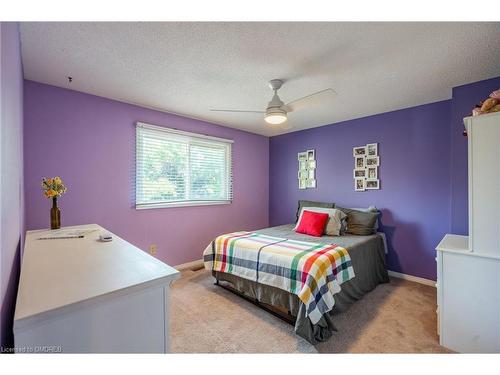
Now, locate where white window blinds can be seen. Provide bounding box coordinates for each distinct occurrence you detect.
[136,122,233,209]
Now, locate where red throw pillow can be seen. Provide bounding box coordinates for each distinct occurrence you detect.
[295,210,329,237]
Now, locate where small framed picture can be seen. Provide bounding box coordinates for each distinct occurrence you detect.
[366,179,380,190]
[299,161,307,170]
[366,156,379,167]
[353,146,366,157]
[353,169,366,178]
[355,156,365,169]
[307,160,316,169]
[307,149,315,160]
[306,179,317,188]
[366,143,378,156]
[366,166,378,179]
[354,178,365,192]
[298,170,308,179]
[299,179,307,190]
[298,152,308,161]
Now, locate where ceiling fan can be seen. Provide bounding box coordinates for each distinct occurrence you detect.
[210,79,336,129]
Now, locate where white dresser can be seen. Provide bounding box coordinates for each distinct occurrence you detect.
[14,224,180,353]
[436,112,500,353]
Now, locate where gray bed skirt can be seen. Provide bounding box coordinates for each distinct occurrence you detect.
[212,225,390,345]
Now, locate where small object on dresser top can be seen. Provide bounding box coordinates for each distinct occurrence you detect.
[38,228,96,240]
[99,232,113,242]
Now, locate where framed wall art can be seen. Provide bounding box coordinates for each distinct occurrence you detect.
[366,143,378,156]
[366,179,380,190]
[354,178,366,192]
[353,146,366,157]
[355,156,365,169]
[353,169,366,178]
[353,143,380,191]
[298,149,316,189]
[366,156,379,167]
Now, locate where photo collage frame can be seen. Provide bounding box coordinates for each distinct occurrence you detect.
[298,149,316,189]
[353,143,380,191]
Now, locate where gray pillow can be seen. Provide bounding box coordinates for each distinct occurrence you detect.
[337,206,379,235]
[295,200,335,223]
[349,206,380,231]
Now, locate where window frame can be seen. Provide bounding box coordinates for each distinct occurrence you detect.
[135,122,233,210]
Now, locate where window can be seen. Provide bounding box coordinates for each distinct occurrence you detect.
[135,122,233,209]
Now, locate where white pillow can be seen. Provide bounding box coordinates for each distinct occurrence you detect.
[294,207,346,236]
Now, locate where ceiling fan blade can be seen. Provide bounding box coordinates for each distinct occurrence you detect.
[285,88,337,112]
[265,120,292,130]
[210,109,265,114]
[279,122,292,130]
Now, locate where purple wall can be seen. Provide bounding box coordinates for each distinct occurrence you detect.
[270,101,452,281]
[23,81,269,266]
[0,22,24,351]
[449,76,500,234]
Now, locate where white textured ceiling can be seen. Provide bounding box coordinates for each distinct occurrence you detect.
[20,22,500,136]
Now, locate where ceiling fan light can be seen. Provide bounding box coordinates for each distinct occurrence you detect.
[265,109,287,125]
[265,113,287,125]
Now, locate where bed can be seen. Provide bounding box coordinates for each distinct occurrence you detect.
[203,223,389,344]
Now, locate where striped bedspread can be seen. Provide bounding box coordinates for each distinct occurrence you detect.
[203,231,355,325]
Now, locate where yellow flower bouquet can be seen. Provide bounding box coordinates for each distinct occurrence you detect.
[42,176,67,229]
[42,176,67,198]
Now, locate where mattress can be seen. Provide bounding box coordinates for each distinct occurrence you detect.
[213,224,389,344]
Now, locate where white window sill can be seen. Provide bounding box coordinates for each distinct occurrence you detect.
[135,200,232,210]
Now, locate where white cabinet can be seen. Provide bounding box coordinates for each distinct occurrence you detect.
[436,235,500,353]
[14,224,180,353]
[465,112,500,258]
[436,112,500,353]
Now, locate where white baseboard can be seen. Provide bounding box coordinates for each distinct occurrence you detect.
[175,258,204,271]
[388,270,436,287]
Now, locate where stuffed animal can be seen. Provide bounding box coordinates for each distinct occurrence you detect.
[490,90,500,100]
[481,98,498,112]
[472,89,500,116]
[490,104,500,113]
[464,89,500,136]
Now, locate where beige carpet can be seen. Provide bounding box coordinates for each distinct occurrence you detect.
[170,269,452,353]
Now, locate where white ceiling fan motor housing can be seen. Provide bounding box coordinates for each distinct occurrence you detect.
[265,79,288,125]
[266,79,286,113]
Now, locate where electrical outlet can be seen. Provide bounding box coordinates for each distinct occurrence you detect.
[149,244,157,256]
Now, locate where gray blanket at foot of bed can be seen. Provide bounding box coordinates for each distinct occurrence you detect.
[213,224,389,345]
